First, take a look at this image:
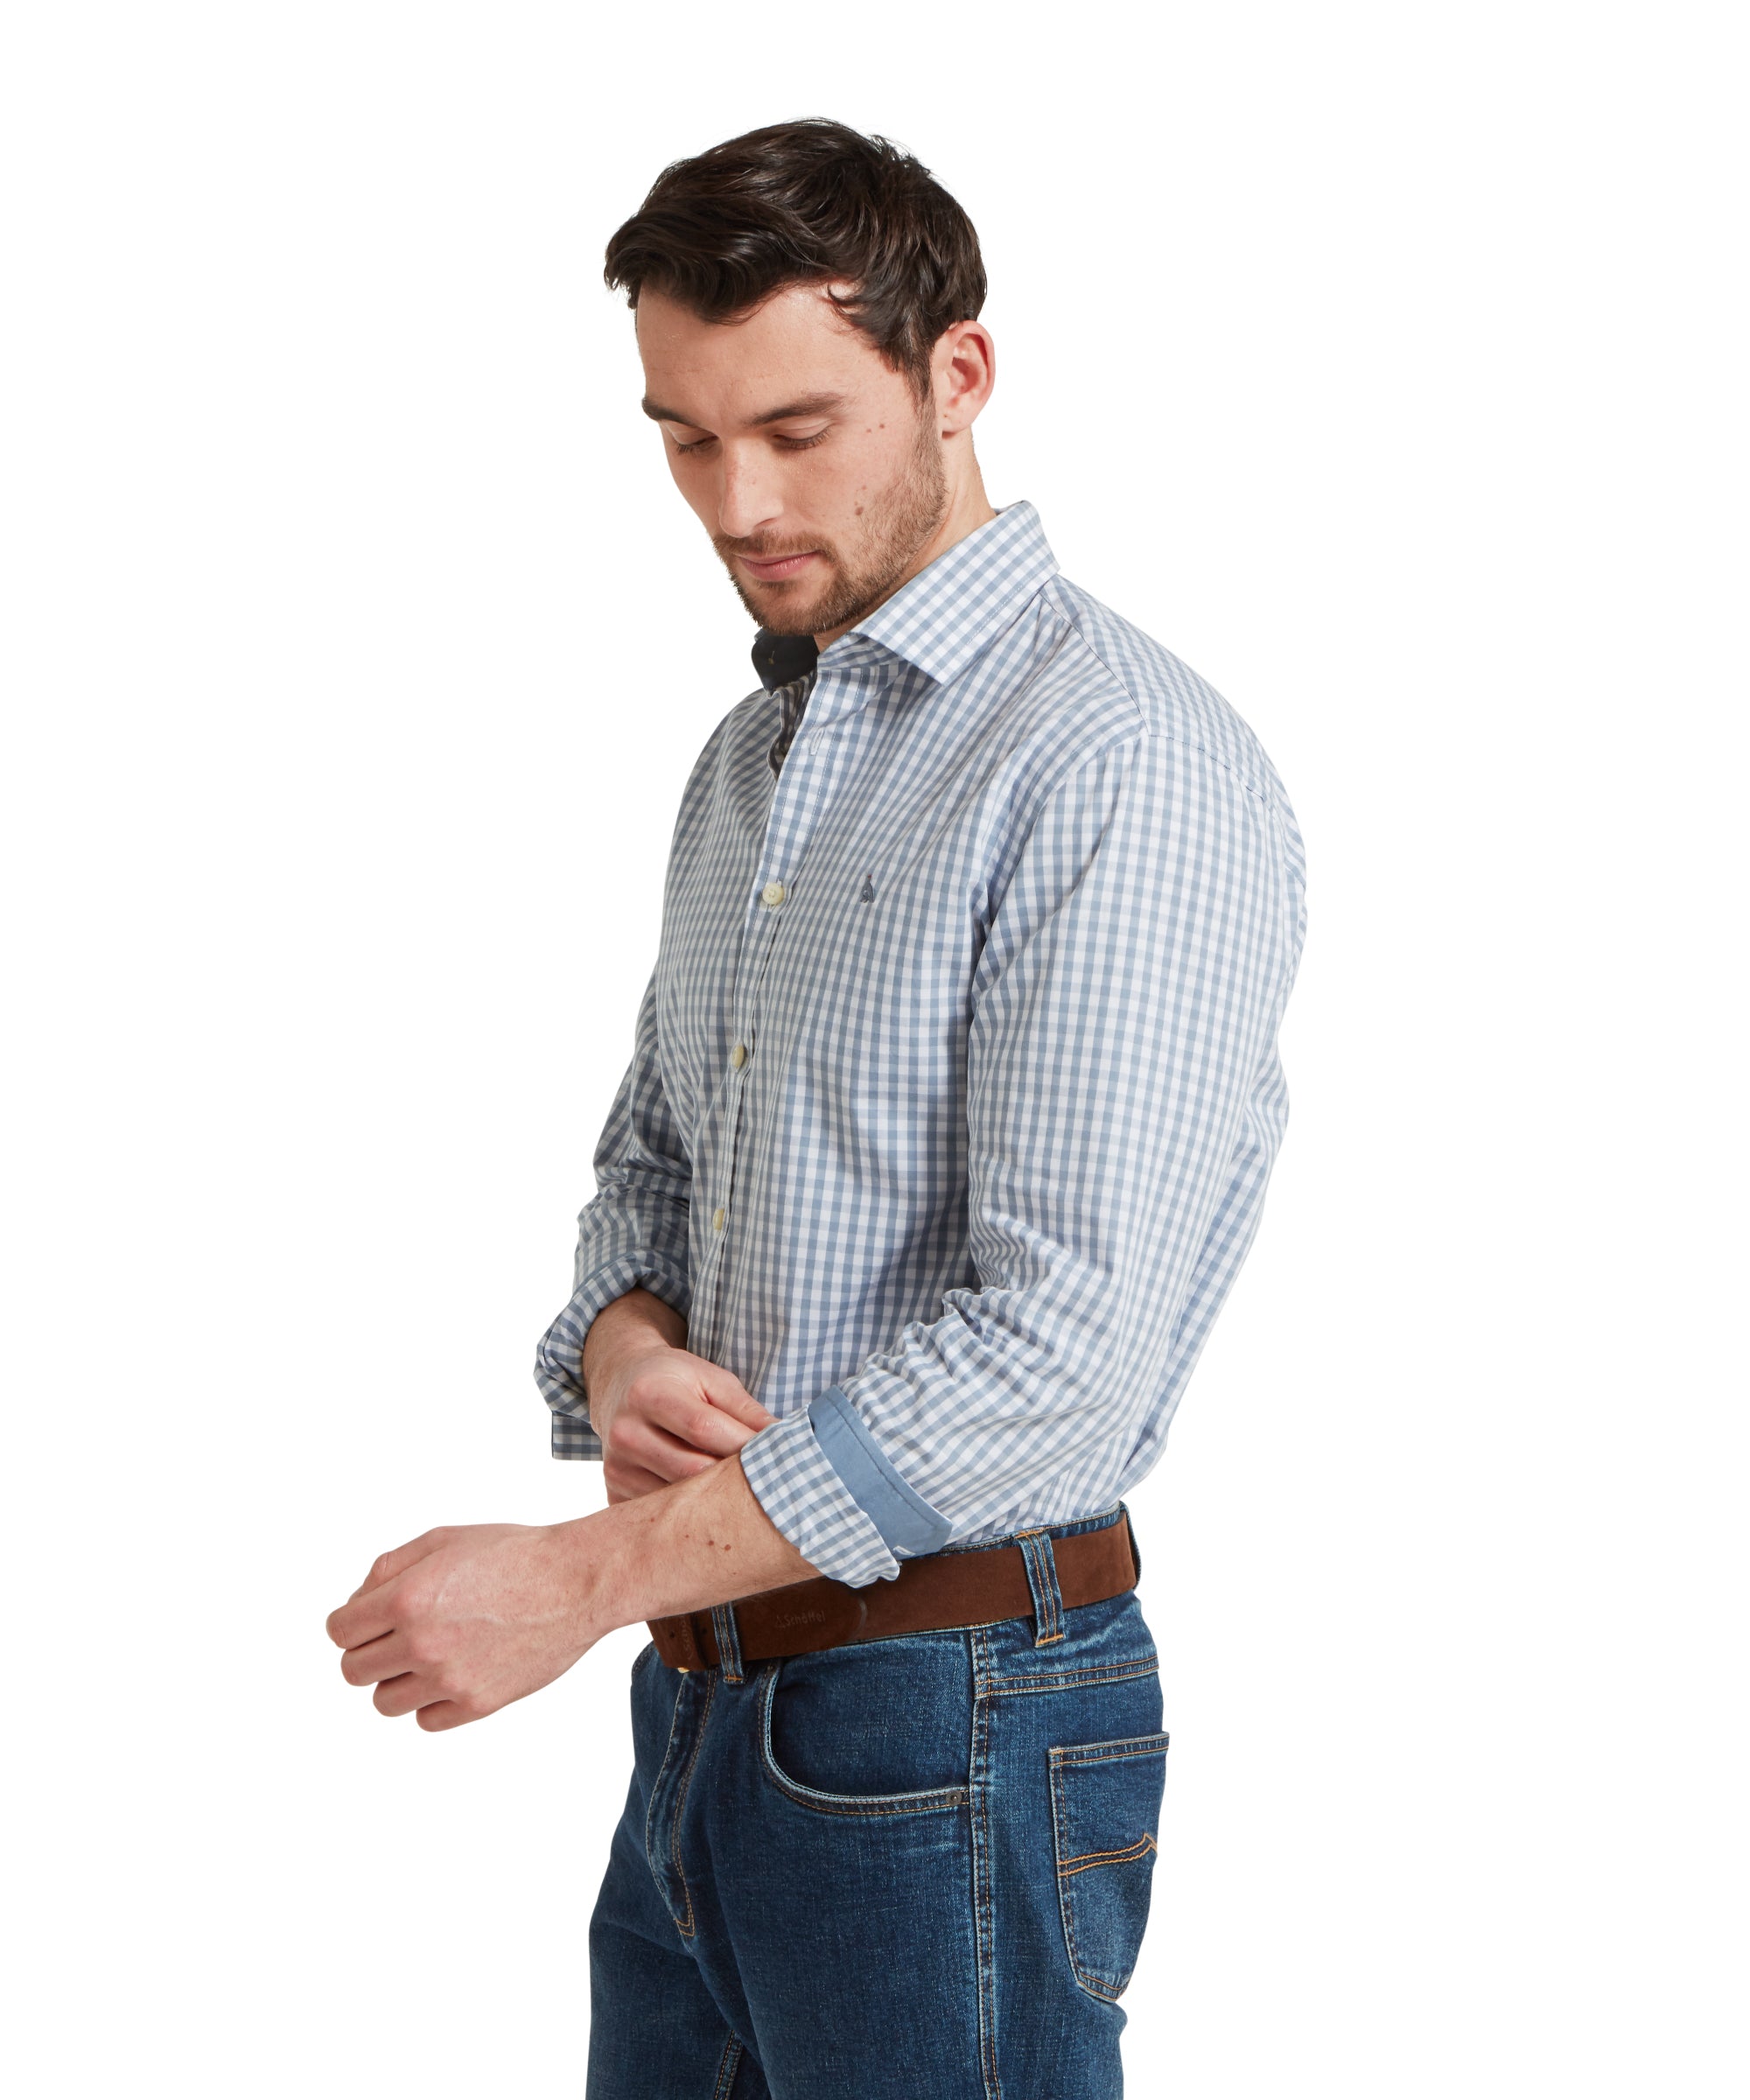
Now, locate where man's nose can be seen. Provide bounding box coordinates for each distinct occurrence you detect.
[716,446,784,542]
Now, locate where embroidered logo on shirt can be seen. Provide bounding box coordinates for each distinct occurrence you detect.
[859,875,876,902]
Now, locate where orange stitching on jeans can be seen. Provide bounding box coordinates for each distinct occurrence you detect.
[711,2032,744,2097]
[1049,1733,1170,1767]
[1058,1833,1158,1876]
[976,1656,1159,1698]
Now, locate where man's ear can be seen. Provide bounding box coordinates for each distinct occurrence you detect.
[934,318,996,437]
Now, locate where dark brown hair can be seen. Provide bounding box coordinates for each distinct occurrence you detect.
[603,119,986,399]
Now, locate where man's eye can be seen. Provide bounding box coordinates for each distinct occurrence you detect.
[672,434,717,455]
[774,430,829,452]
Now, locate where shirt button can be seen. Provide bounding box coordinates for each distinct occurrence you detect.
[712,1206,726,1232]
[760,879,787,908]
[731,1042,747,1068]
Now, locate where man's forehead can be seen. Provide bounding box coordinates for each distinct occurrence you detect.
[634,282,891,419]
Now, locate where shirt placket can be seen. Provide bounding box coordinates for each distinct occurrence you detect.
[693,647,886,1364]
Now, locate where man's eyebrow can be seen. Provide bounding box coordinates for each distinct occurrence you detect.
[640,391,849,429]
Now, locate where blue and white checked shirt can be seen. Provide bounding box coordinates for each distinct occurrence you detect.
[536,502,1306,1588]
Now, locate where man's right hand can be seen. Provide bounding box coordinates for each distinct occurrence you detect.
[582,1289,776,1504]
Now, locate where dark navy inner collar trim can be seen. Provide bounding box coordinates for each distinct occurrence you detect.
[752,630,821,694]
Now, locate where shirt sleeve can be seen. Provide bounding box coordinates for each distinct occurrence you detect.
[737,725,1306,1584]
[534,959,694,1460]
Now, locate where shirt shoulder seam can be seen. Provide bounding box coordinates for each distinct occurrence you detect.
[1040,584,1278,808]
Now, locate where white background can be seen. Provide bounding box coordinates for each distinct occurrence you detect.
[4,4,1744,2093]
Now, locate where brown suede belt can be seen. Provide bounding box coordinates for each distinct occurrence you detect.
[646,1508,1141,1671]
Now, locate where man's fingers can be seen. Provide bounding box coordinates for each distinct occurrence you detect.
[329,1530,450,1644]
[374,1676,485,1728]
[619,1418,732,1480]
[326,1591,398,1651]
[645,1388,769,1458]
[372,1672,433,1718]
[340,1631,410,1687]
[695,1378,778,1434]
[684,1354,775,1432]
[416,1701,473,1732]
[598,1374,773,1501]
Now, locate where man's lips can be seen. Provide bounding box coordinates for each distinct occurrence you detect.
[736,550,821,581]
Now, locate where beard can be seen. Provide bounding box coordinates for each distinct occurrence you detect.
[712,404,949,638]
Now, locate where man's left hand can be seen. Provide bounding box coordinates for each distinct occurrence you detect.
[326,1522,597,1732]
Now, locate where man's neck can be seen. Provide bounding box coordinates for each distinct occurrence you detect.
[813,461,998,652]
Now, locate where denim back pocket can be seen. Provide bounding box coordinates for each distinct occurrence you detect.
[1048,1731,1171,2001]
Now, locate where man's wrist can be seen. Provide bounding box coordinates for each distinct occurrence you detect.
[553,1452,819,1643]
[582,1285,688,1400]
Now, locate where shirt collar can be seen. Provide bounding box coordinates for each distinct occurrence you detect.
[831,500,1059,687]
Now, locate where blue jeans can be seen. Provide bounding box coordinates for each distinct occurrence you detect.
[585,1504,1168,2097]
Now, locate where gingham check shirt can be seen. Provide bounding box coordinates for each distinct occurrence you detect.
[535,501,1306,1587]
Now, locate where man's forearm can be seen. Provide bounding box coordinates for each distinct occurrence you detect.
[561,1447,821,1641]
[325,1443,818,1733]
[322,1297,815,1733]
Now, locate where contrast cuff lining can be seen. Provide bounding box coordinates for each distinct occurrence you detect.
[808,1384,955,1557]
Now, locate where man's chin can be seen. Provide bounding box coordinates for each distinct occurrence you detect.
[730,570,838,637]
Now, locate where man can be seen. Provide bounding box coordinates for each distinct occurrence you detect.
[327,119,1306,2097]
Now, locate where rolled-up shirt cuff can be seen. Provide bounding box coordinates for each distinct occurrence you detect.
[738,1386,954,1589]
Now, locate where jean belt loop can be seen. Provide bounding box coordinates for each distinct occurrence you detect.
[710,1602,746,1684]
[1018,1531,1066,1647]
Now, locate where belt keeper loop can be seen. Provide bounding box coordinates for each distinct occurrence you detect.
[1018,1531,1066,1646]
[710,1602,746,1684]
